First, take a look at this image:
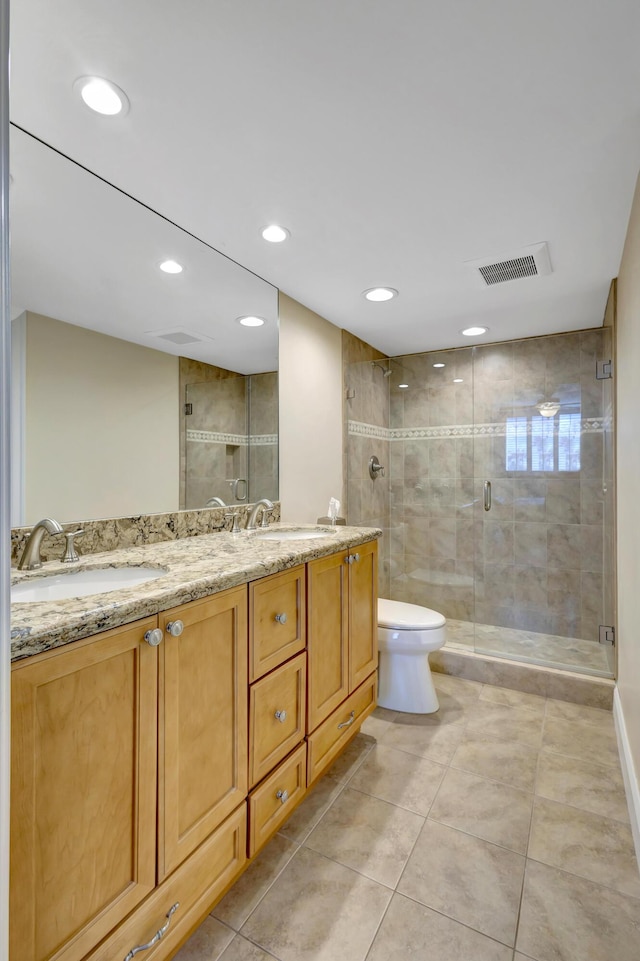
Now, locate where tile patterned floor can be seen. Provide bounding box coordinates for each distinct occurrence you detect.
[174,674,639,961]
[446,619,612,676]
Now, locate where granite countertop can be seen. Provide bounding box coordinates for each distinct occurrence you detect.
[10,524,382,663]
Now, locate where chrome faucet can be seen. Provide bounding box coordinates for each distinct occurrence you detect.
[246,498,274,530]
[17,517,64,570]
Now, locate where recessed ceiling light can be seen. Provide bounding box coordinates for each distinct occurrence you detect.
[453,378,464,383]
[159,260,183,274]
[432,362,445,368]
[398,383,409,389]
[74,76,130,116]
[363,287,398,302]
[261,225,290,243]
[238,315,266,327]
[461,326,489,337]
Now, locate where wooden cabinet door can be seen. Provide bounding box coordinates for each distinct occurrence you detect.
[306,550,349,731]
[158,585,248,879]
[10,618,158,961]
[349,539,378,691]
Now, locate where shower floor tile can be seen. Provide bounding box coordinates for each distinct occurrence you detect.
[445,618,611,674]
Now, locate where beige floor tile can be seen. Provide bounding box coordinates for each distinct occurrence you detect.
[480,685,546,716]
[542,714,619,768]
[528,797,640,898]
[545,697,614,726]
[360,713,395,740]
[218,936,278,961]
[380,713,466,764]
[429,767,533,854]
[278,775,345,844]
[349,743,446,815]
[173,916,235,961]
[397,819,525,946]
[304,787,424,887]
[467,702,544,749]
[323,732,375,783]
[366,892,512,961]
[433,672,484,704]
[212,834,299,930]
[450,730,538,792]
[536,751,630,822]
[241,847,392,961]
[516,860,640,961]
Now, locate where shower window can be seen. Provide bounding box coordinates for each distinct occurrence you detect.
[505,412,581,472]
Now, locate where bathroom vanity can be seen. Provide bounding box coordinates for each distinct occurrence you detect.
[9,525,379,961]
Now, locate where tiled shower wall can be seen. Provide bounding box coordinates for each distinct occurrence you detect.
[389,330,609,642]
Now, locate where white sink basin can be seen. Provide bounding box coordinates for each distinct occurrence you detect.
[11,566,167,603]
[254,529,336,541]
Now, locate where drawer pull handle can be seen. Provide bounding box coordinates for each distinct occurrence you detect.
[276,789,289,804]
[123,902,179,960]
[338,710,356,729]
[144,628,163,647]
[275,612,288,624]
[166,620,184,637]
[274,710,287,723]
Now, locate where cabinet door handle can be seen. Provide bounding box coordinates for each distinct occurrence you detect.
[274,710,287,723]
[144,628,163,647]
[344,555,353,565]
[276,789,289,804]
[166,620,184,637]
[353,553,360,562]
[123,903,179,960]
[338,710,356,729]
[274,612,288,624]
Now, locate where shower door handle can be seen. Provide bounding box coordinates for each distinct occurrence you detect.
[483,481,492,512]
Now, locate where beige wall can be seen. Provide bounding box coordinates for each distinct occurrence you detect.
[278,293,343,523]
[616,171,640,810]
[24,313,179,522]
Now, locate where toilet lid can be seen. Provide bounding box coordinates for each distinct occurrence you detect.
[378,598,446,630]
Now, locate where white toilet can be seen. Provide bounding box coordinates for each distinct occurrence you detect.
[377,598,447,714]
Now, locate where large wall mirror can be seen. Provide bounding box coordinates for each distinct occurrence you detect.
[10,127,279,526]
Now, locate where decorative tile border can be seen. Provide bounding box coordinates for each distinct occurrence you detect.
[187,430,278,447]
[348,419,604,441]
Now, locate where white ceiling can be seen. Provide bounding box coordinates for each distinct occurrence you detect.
[9,0,640,358]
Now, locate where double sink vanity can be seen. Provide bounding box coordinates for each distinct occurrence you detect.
[9,520,380,961]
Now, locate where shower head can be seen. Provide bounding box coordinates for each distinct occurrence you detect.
[371,362,393,377]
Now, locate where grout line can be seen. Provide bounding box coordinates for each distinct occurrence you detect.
[524,851,640,903]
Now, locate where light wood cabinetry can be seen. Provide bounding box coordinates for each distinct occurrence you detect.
[10,618,159,961]
[249,565,306,682]
[307,539,378,736]
[158,587,248,879]
[249,652,306,788]
[10,538,378,961]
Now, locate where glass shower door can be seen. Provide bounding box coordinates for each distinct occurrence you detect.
[472,331,613,677]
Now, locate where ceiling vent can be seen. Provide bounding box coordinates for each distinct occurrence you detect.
[465,242,552,287]
[148,327,210,345]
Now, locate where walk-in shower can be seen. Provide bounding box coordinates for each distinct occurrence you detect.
[346,329,616,679]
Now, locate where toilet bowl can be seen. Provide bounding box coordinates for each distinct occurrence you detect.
[377,598,447,713]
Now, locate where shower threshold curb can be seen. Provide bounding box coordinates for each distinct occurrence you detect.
[431,646,614,710]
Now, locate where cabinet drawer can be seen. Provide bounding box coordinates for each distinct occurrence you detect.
[87,804,247,961]
[248,743,307,856]
[249,652,306,787]
[306,672,377,786]
[249,565,306,681]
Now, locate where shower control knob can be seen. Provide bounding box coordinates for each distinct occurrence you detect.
[166,620,184,637]
[144,628,163,647]
[275,612,288,624]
